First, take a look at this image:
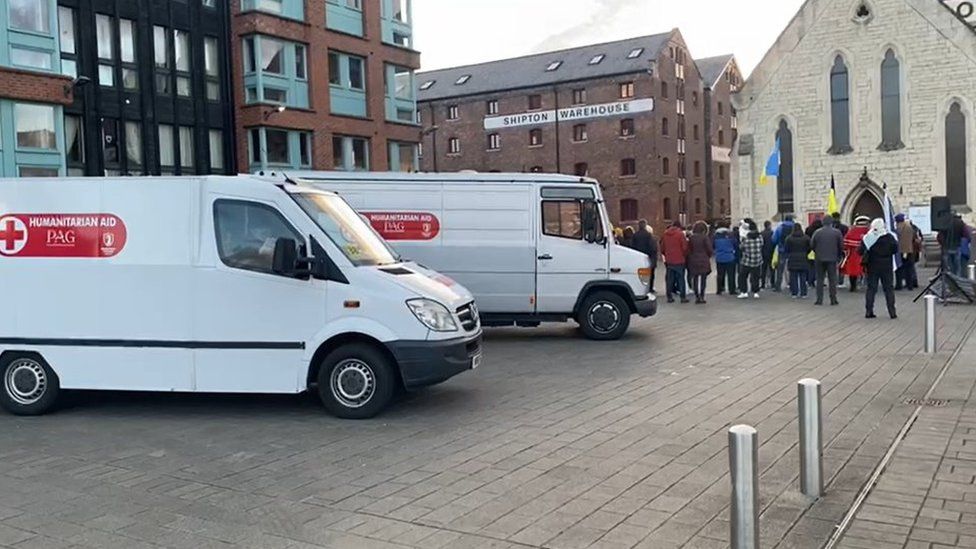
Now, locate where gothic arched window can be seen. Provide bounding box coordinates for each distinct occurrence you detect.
[829,55,852,154]
[880,49,903,150]
[946,102,968,205]
[776,119,795,215]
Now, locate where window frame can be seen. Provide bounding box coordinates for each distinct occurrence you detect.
[212,199,306,277]
[541,200,584,241]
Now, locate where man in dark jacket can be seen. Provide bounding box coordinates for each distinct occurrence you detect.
[831,212,849,237]
[631,219,658,293]
[811,216,844,306]
[761,221,774,288]
[713,223,738,295]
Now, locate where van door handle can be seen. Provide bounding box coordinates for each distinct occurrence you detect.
[538,254,553,260]
[610,268,621,273]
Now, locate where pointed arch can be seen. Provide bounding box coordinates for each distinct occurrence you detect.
[879,49,904,150]
[828,55,852,154]
[946,101,968,205]
[841,175,885,224]
[776,118,795,215]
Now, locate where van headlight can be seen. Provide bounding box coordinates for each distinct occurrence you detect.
[406,299,459,332]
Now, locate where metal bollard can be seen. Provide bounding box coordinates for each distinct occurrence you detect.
[729,425,759,549]
[798,379,823,498]
[969,264,976,282]
[924,295,937,354]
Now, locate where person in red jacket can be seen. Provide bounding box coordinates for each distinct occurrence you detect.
[660,221,690,303]
[841,216,871,291]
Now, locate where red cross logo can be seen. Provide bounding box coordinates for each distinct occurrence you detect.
[0,216,28,256]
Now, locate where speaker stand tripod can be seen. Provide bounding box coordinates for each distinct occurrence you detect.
[914,251,974,305]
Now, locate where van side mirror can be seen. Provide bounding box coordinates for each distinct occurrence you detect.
[581,201,602,244]
[272,237,311,280]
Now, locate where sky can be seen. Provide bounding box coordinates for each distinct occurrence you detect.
[413,0,808,78]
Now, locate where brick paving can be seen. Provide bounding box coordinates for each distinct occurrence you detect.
[1,280,975,549]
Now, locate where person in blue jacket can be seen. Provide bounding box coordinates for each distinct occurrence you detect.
[771,215,796,292]
[713,221,738,295]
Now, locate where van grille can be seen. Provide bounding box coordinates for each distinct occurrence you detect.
[457,302,479,332]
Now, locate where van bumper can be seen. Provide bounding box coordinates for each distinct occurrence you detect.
[387,332,482,390]
[634,294,657,318]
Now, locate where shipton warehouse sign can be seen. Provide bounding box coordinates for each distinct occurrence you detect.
[483,98,654,130]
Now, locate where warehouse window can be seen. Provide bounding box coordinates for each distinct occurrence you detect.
[528,94,542,110]
[621,158,636,177]
[546,61,562,71]
[589,54,605,65]
[572,124,587,143]
[455,74,470,85]
[572,88,586,105]
[662,157,670,175]
[446,105,458,120]
[448,137,460,154]
[663,197,672,219]
[574,162,588,176]
[487,133,499,150]
[620,199,638,221]
[619,82,634,99]
[486,99,498,115]
[627,47,643,59]
[620,118,634,137]
[529,129,542,147]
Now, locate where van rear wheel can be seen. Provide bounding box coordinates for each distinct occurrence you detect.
[0,353,60,416]
[578,291,631,340]
[317,344,396,419]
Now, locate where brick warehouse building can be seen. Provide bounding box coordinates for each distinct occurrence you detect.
[231,0,421,174]
[416,31,741,231]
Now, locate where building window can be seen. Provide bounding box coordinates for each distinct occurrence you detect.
[58,7,77,77]
[694,197,702,214]
[660,82,669,99]
[530,166,543,173]
[572,124,587,143]
[248,127,313,171]
[718,130,725,146]
[9,0,50,33]
[572,88,586,105]
[662,157,670,175]
[487,133,500,150]
[486,99,498,115]
[209,130,224,172]
[627,47,643,59]
[448,137,460,154]
[204,37,221,101]
[95,14,115,86]
[325,49,364,116]
[880,49,903,150]
[14,103,56,150]
[545,61,562,71]
[662,117,669,136]
[124,121,142,173]
[529,129,543,147]
[64,114,84,174]
[326,0,364,36]
[693,124,700,140]
[694,160,700,177]
[158,124,174,172]
[829,55,852,154]
[332,135,370,171]
[621,158,636,177]
[946,102,968,206]
[384,63,416,123]
[620,118,635,137]
[663,197,672,219]
[619,82,634,99]
[718,165,726,180]
[776,119,795,214]
[692,91,698,106]
[388,140,417,172]
[446,105,459,120]
[574,162,588,176]
[589,54,605,65]
[717,102,724,115]
[454,74,470,85]
[720,199,727,215]
[158,124,194,174]
[620,199,638,221]
[528,94,542,110]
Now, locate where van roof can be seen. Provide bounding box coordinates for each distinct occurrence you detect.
[252,170,599,186]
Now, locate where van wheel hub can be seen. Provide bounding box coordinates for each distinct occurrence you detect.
[5,359,47,405]
[331,360,375,408]
[588,302,621,334]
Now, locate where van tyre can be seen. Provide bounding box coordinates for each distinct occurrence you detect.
[0,354,60,416]
[317,344,395,419]
[578,291,630,340]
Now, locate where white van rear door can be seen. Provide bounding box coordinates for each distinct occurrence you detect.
[193,193,326,393]
[536,187,608,313]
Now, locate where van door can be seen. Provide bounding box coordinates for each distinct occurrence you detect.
[536,187,608,313]
[193,197,326,393]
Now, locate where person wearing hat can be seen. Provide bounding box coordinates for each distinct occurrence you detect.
[841,216,871,291]
[895,214,918,290]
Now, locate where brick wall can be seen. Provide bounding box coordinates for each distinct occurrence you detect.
[230,0,421,173]
[0,67,73,105]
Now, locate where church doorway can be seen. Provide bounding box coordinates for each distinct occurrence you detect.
[849,191,884,223]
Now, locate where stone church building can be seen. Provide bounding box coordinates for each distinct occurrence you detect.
[733,0,976,226]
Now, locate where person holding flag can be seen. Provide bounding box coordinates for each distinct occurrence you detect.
[858,219,899,319]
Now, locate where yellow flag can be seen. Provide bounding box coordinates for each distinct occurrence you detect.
[827,176,839,216]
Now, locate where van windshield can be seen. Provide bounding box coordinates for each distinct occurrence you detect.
[292,192,398,267]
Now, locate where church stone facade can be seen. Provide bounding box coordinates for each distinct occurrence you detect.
[733,0,976,226]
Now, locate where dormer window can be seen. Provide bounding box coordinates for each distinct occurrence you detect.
[546,61,562,71]
[419,80,435,90]
[627,48,643,59]
[454,75,470,85]
[589,54,605,65]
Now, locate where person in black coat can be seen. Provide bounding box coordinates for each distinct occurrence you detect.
[760,221,775,288]
[785,224,811,298]
[859,219,899,319]
[631,219,658,292]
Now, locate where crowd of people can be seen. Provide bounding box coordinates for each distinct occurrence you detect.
[612,210,966,319]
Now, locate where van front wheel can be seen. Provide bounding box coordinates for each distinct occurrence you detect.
[0,353,60,416]
[578,291,631,340]
[317,344,396,419]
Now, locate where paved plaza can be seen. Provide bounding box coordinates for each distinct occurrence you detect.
[2,282,976,549]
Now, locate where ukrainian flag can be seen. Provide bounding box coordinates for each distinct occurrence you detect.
[759,138,780,186]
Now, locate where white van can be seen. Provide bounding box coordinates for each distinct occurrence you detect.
[281,172,656,340]
[0,176,482,419]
